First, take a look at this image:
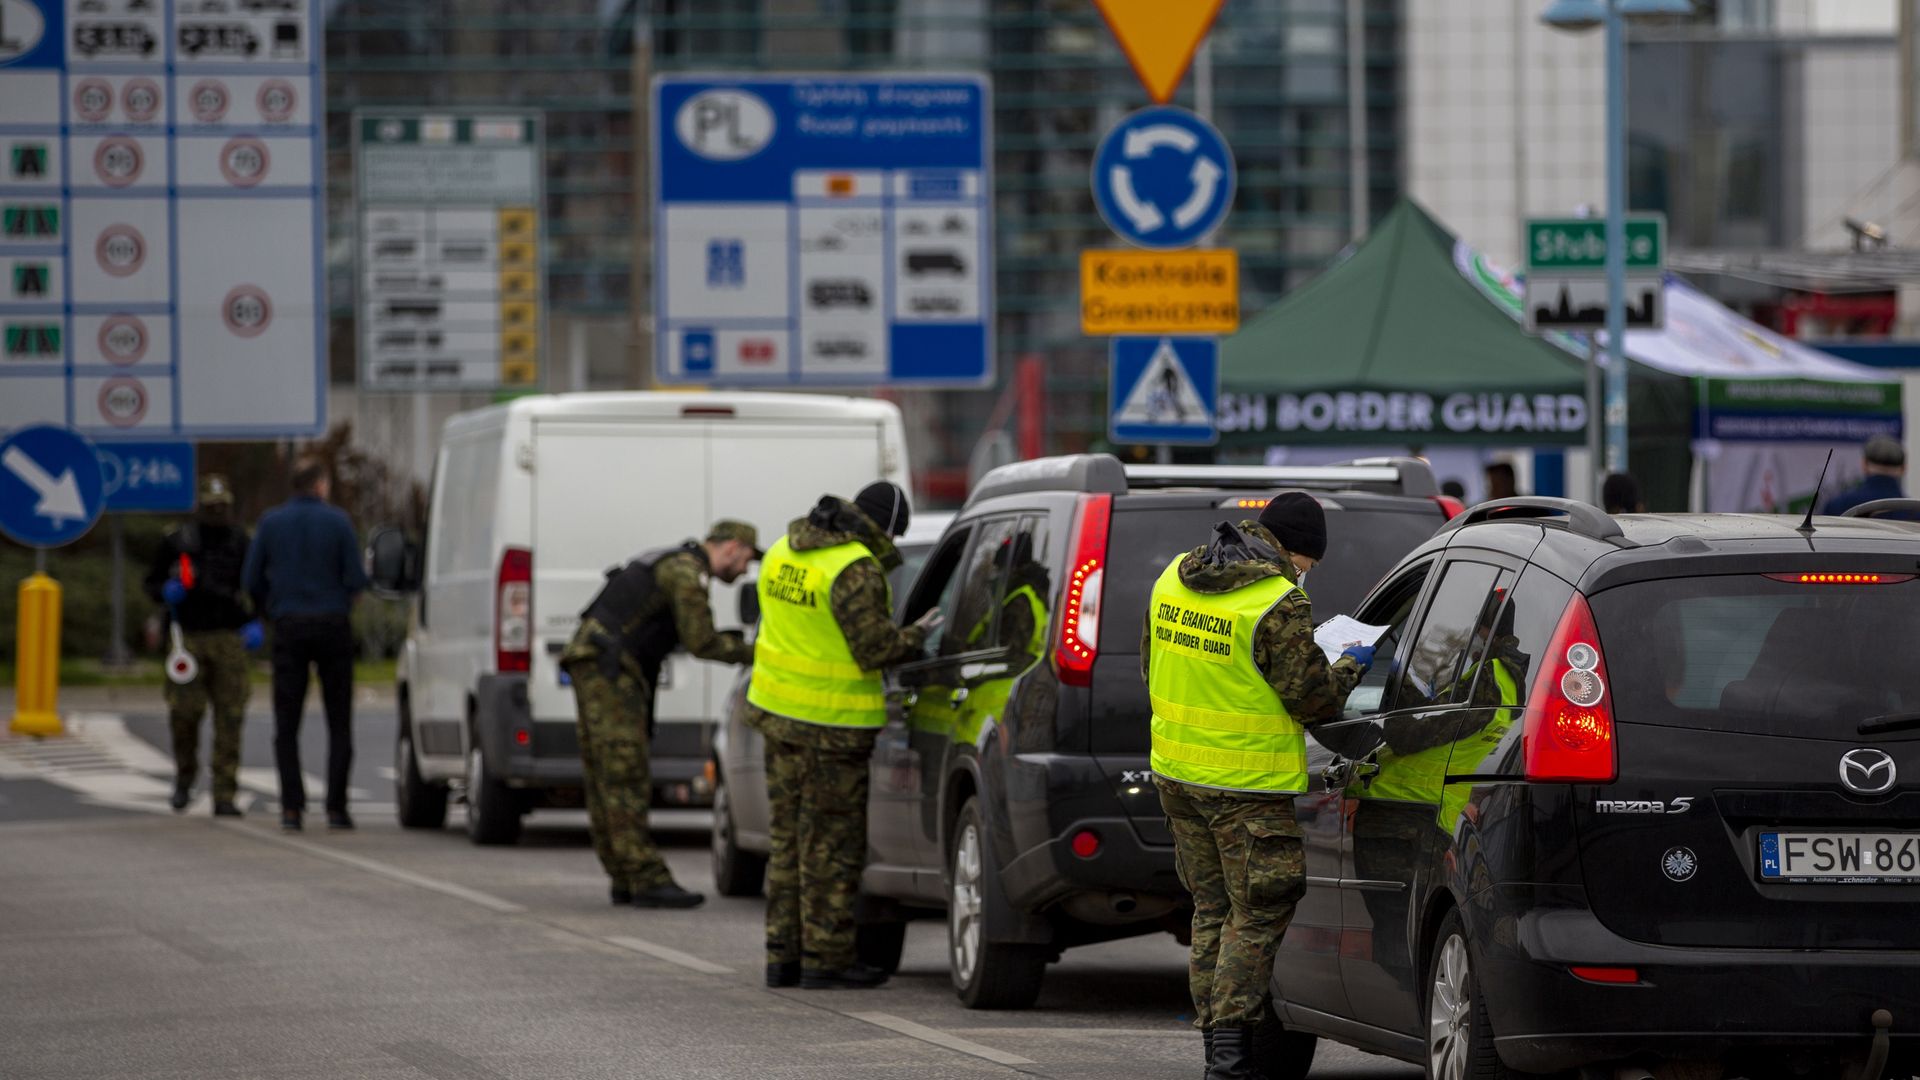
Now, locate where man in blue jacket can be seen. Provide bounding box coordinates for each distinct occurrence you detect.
[1822,435,1909,517]
[243,459,369,832]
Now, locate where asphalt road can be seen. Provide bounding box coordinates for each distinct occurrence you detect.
[0,697,1425,1079]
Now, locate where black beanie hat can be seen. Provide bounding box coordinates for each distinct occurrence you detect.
[1258,491,1327,561]
[854,481,911,538]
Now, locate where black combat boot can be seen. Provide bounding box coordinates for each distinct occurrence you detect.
[765,961,801,988]
[631,881,705,909]
[610,883,633,905]
[212,800,242,817]
[1204,1025,1255,1080]
[799,962,890,990]
[170,775,192,812]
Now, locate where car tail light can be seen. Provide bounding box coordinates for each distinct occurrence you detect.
[496,546,532,673]
[1522,592,1616,783]
[1569,965,1639,985]
[513,728,530,747]
[1054,493,1112,687]
[1763,572,1913,584]
[1433,495,1466,519]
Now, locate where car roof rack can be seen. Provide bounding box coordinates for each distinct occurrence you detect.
[1840,499,1920,520]
[1436,496,1625,543]
[965,454,1439,508]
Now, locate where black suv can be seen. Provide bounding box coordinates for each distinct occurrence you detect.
[780,454,1459,1009]
[1259,497,1920,1080]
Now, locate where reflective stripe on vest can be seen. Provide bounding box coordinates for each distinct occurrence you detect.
[1146,557,1307,794]
[747,537,889,728]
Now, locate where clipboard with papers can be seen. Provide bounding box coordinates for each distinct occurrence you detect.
[1312,615,1390,664]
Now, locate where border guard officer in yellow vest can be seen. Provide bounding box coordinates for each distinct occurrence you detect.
[1142,492,1373,1079]
[745,482,941,990]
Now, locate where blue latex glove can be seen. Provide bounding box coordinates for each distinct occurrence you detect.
[162,578,187,606]
[240,620,265,652]
[1340,644,1376,670]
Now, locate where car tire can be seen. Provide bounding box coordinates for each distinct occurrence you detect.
[855,918,907,976]
[948,797,1046,1010]
[710,773,766,897]
[394,718,448,830]
[1425,909,1527,1080]
[464,743,522,846]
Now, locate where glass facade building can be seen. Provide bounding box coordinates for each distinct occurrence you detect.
[325,1,1399,487]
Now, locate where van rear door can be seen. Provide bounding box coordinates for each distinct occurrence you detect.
[528,420,710,728]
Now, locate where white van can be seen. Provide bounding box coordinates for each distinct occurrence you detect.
[366,392,911,844]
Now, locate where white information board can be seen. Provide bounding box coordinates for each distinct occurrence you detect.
[354,110,544,392]
[0,0,326,437]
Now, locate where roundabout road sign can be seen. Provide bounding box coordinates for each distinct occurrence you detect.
[1092,106,1235,250]
[0,425,105,548]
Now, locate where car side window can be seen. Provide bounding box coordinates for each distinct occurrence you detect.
[944,517,1020,658]
[1464,565,1570,710]
[1397,560,1502,709]
[1342,561,1433,718]
[900,525,974,656]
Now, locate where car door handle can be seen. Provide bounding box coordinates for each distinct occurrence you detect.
[948,687,969,707]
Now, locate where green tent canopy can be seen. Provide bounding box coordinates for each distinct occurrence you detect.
[1218,199,1676,449]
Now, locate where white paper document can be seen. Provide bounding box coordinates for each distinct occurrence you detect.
[1313,616,1390,664]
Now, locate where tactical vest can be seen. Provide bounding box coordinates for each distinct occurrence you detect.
[748,537,888,729]
[1147,557,1307,794]
[579,544,698,684]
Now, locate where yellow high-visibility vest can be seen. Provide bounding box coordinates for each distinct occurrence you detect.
[1147,557,1307,794]
[748,536,888,729]
[1438,658,1521,830]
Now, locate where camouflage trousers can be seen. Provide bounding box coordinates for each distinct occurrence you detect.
[567,660,672,891]
[1157,777,1305,1029]
[764,735,870,971]
[164,629,251,803]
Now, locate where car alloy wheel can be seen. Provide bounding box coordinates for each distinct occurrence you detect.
[395,732,415,808]
[1427,933,1471,1080]
[950,820,984,986]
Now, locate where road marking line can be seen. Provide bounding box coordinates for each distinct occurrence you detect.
[845,1011,1036,1067]
[605,935,735,975]
[215,822,527,914]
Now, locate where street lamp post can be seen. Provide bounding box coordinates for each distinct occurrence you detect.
[1541,0,1690,477]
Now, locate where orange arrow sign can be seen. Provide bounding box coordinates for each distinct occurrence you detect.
[1093,0,1226,104]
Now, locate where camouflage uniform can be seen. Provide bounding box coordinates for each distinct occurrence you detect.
[746,499,927,972]
[1144,520,1365,1029]
[144,496,254,805]
[164,631,252,803]
[562,545,753,893]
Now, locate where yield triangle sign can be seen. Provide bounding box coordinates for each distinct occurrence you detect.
[1093,0,1226,104]
[1115,338,1208,426]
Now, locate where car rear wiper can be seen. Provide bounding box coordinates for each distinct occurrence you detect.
[1856,712,1920,735]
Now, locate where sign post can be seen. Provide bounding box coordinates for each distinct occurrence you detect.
[651,75,993,388]
[0,424,106,736]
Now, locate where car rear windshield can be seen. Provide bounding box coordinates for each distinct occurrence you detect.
[1590,575,1920,737]
[1103,504,1441,656]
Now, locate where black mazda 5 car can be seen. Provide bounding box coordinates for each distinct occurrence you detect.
[1261,497,1920,1080]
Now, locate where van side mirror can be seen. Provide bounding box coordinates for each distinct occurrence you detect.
[738,581,760,626]
[366,526,422,596]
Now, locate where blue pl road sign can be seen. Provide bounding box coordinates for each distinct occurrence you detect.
[97,441,196,513]
[653,75,993,387]
[0,425,105,547]
[1110,336,1219,446]
[1093,107,1235,250]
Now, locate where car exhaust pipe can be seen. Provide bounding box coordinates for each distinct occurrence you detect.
[1110,893,1138,915]
[1851,1009,1893,1080]
[1614,1069,1654,1080]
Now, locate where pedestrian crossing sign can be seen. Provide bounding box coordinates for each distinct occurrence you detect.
[1109,335,1219,446]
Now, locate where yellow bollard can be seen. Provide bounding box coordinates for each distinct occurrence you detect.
[10,573,63,737]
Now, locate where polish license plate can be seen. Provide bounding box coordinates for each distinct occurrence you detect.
[1759,832,1920,883]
